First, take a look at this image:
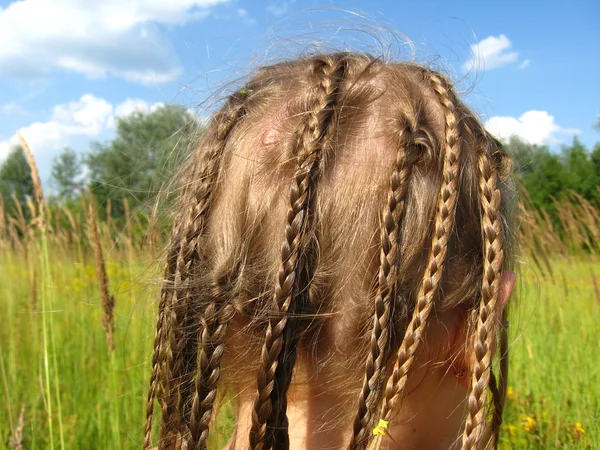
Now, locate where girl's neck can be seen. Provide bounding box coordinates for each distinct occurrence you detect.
[224,361,467,450]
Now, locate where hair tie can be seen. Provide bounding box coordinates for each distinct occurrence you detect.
[372,419,389,436]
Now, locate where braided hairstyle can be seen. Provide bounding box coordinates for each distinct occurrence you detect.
[461,137,508,450]
[249,52,352,450]
[359,71,464,450]
[143,87,251,450]
[144,52,517,450]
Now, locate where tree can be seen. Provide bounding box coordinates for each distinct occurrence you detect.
[522,153,569,209]
[504,136,550,179]
[51,147,81,199]
[0,146,34,216]
[86,104,199,219]
[562,137,597,201]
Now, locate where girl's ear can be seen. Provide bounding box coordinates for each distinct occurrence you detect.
[450,271,516,389]
[497,270,516,311]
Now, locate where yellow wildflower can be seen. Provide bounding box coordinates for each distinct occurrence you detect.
[504,423,517,437]
[506,386,515,399]
[573,422,585,436]
[84,264,96,280]
[521,415,537,433]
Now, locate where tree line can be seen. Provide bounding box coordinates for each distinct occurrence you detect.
[0,104,198,229]
[1,105,599,231]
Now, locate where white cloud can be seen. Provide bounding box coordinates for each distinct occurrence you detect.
[234,7,256,25]
[0,103,27,115]
[266,1,296,16]
[0,141,12,162]
[485,110,581,145]
[114,99,152,119]
[0,0,229,84]
[463,34,521,71]
[519,59,531,69]
[108,99,166,128]
[0,95,163,163]
[0,95,113,162]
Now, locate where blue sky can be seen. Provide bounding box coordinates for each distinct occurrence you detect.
[1,0,599,185]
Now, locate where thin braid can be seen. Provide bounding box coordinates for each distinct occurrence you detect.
[153,92,248,450]
[493,308,510,446]
[249,55,347,450]
[186,302,235,450]
[487,308,509,449]
[488,371,502,448]
[461,151,504,450]
[177,93,256,429]
[347,123,414,450]
[268,56,352,448]
[143,161,209,450]
[375,72,462,437]
[163,99,248,447]
[142,248,179,450]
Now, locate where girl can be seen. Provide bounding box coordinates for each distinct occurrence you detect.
[143,51,517,450]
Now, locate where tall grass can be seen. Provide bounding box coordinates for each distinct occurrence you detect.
[0,247,157,448]
[0,144,598,448]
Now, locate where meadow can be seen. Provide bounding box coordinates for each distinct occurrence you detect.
[1,151,599,449]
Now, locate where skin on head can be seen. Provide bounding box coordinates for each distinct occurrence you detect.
[143,52,518,450]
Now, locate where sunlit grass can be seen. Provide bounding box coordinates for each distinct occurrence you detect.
[2,180,600,450]
[0,246,158,449]
[1,245,598,449]
[499,258,600,449]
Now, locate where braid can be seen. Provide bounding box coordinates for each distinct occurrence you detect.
[146,91,248,450]
[177,93,256,429]
[347,123,414,450]
[144,169,205,450]
[249,54,347,450]
[486,307,509,449]
[461,151,504,450]
[494,308,510,446]
[186,302,235,450]
[142,249,178,449]
[374,72,462,441]
[488,371,502,448]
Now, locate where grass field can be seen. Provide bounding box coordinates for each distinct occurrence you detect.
[1,186,599,449]
[1,236,599,449]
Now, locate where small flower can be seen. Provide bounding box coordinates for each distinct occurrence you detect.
[84,264,96,280]
[504,423,517,437]
[507,386,515,399]
[573,422,586,436]
[521,415,537,433]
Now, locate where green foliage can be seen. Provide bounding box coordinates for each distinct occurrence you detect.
[506,136,600,222]
[0,146,33,217]
[507,136,551,178]
[85,104,200,221]
[564,137,598,200]
[51,147,81,199]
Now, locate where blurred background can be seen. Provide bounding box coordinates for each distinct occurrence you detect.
[0,1,598,449]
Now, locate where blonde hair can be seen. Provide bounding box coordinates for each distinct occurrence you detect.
[143,51,517,450]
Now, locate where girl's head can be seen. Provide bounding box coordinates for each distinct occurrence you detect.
[144,52,517,450]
